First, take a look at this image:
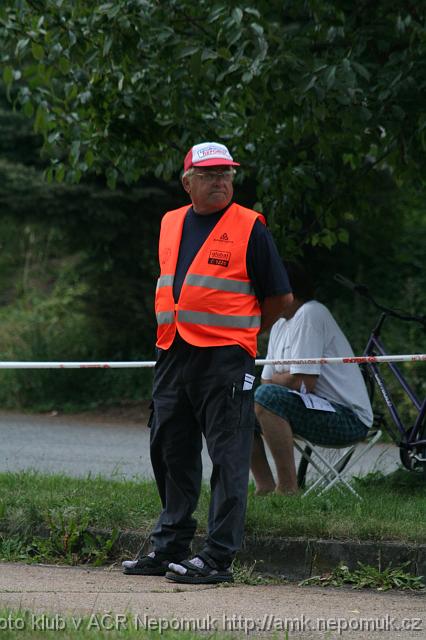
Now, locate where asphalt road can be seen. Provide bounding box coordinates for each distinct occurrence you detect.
[0,410,401,481]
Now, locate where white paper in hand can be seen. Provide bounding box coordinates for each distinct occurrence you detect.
[290,389,336,412]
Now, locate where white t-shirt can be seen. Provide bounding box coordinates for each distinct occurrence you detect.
[262,301,373,427]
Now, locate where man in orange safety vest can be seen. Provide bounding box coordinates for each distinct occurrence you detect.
[123,141,293,583]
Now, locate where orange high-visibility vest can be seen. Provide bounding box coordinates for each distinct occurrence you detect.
[155,202,266,356]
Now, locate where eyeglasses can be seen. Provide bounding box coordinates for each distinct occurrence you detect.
[192,170,235,182]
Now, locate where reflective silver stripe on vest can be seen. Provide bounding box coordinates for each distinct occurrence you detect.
[156,275,174,290]
[178,310,260,328]
[156,311,175,324]
[184,274,255,295]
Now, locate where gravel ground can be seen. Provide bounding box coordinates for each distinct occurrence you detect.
[0,562,424,639]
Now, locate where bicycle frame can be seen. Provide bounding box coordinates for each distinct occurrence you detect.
[363,312,426,461]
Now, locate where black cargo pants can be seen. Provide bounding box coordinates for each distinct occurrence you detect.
[149,333,255,569]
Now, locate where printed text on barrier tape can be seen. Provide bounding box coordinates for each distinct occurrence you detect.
[0,355,424,369]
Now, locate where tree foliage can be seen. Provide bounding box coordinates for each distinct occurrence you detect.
[1,1,425,411]
[1,0,425,252]
[0,82,183,358]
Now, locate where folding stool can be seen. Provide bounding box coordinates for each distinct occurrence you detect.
[294,428,382,500]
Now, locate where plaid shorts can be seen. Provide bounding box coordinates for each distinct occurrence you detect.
[254,384,369,446]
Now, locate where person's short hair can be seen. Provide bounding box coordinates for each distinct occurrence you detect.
[283,261,315,301]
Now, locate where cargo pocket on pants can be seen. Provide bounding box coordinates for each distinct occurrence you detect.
[224,384,255,430]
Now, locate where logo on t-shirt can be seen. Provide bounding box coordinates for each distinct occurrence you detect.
[208,250,231,267]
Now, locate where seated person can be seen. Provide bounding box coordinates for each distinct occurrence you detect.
[251,262,373,495]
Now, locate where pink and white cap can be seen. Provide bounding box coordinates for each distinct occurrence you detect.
[183,142,240,172]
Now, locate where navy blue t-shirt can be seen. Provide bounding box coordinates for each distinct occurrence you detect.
[172,204,291,302]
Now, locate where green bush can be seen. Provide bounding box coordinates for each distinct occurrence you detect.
[0,264,153,410]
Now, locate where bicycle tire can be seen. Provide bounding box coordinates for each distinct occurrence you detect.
[399,419,426,477]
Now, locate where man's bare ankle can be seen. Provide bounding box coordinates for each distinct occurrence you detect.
[275,484,299,496]
[254,483,276,496]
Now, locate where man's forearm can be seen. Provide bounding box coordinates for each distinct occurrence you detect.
[260,293,293,333]
[270,372,318,393]
[271,372,303,390]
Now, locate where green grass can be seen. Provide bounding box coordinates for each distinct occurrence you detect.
[300,561,425,591]
[0,610,244,639]
[245,469,426,542]
[0,468,425,567]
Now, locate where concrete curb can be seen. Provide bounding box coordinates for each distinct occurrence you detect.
[113,530,426,581]
[2,526,424,581]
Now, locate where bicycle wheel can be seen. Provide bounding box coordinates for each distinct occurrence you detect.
[399,420,426,477]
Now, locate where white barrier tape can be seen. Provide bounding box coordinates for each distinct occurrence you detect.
[256,354,426,366]
[0,355,424,369]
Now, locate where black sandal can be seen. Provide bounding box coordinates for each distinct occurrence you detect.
[165,558,233,584]
[122,555,170,575]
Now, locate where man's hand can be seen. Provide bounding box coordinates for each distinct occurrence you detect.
[260,293,293,333]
